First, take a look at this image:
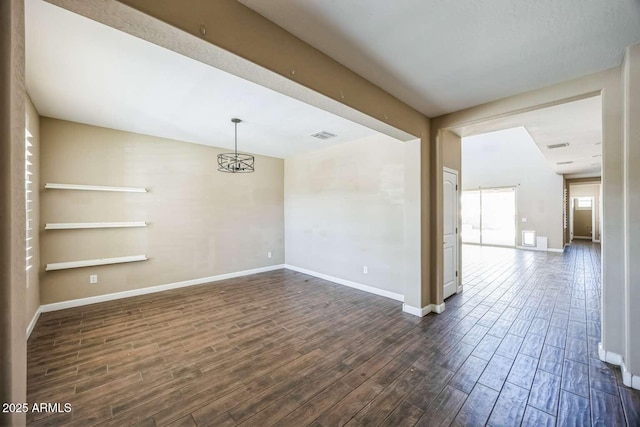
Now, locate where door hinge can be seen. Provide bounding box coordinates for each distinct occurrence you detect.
[456,227,458,234]
[456,271,458,277]
[456,184,458,190]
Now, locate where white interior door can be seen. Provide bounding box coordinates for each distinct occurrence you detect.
[443,169,458,300]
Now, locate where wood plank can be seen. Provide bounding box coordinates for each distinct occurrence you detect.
[415,385,467,427]
[451,383,499,427]
[557,390,591,427]
[24,243,639,427]
[487,382,529,427]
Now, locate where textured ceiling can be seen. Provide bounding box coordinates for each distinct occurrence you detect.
[25,0,380,159]
[239,0,640,117]
[455,96,602,177]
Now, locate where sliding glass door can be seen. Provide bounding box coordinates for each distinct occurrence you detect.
[461,190,481,244]
[462,187,516,247]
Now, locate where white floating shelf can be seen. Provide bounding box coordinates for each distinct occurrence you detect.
[45,222,147,230]
[45,183,147,193]
[46,255,148,271]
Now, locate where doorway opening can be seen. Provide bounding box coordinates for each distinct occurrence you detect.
[567,181,601,243]
[441,95,602,305]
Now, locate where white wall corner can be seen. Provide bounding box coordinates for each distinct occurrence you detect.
[402,303,431,317]
[26,306,42,338]
[598,342,624,366]
[433,302,446,314]
[284,265,404,302]
[622,362,640,390]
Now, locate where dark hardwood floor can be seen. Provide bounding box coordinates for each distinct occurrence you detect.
[27,241,640,426]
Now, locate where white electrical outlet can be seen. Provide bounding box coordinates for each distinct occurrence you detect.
[268,251,272,258]
[363,266,368,274]
[90,274,98,284]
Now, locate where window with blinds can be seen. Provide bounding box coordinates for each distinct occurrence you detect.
[26,128,33,275]
[563,188,568,229]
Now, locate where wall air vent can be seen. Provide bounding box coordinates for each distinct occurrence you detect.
[556,161,574,165]
[310,131,337,140]
[546,143,569,149]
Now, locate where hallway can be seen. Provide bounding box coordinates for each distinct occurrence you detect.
[455,241,638,425]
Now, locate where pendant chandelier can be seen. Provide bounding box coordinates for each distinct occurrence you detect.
[217,118,255,173]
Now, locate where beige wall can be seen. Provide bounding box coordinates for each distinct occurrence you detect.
[26,95,40,327]
[570,183,601,240]
[39,119,284,304]
[1,0,27,424]
[441,130,462,172]
[284,134,405,296]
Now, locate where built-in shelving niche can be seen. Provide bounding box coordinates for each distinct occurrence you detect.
[44,183,149,271]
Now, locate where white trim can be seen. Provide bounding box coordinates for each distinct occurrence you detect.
[593,239,601,243]
[621,364,640,390]
[402,304,431,317]
[516,246,564,253]
[598,342,623,365]
[40,264,285,312]
[402,303,445,317]
[45,183,147,193]
[597,343,640,390]
[45,221,147,230]
[442,166,458,174]
[284,264,404,302]
[26,306,42,338]
[46,255,148,271]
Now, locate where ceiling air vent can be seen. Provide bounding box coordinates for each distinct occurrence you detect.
[546,142,569,149]
[556,161,574,165]
[310,131,337,140]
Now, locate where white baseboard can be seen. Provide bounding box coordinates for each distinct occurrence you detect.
[516,246,564,253]
[402,303,445,317]
[284,264,404,302]
[402,304,430,317]
[598,342,640,390]
[26,306,42,338]
[598,342,623,365]
[40,264,285,313]
[433,302,446,314]
[622,363,640,390]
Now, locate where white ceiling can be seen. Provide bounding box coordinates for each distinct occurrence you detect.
[25,0,379,159]
[455,96,602,177]
[239,0,640,117]
[462,126,560,187]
